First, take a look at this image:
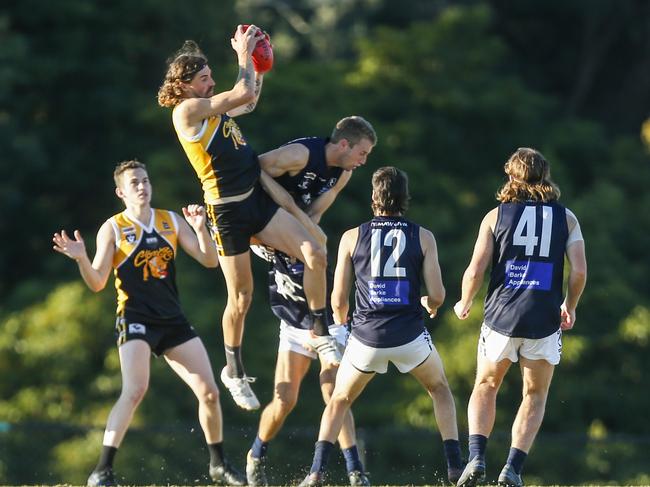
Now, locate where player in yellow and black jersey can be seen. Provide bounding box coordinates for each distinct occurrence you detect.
[53,160,245,487]
[158,29,338,412]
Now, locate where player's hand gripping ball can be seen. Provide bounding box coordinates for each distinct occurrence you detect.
[242,24,273,73]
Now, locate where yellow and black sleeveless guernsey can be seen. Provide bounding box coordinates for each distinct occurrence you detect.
[109,209,186,325]
[172,111,260,204]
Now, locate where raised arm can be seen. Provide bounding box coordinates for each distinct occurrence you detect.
[561,211,587,329]
[52,221,115,292]
[174,25,261,125]
[419,228,446,318]
[454,208,497,320]
[331,228,358,324]
[227,71,264,117]
[176,205,219,268]
[307,171,352,224]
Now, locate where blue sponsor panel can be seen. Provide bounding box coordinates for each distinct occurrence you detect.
[504,260,553,290]
[368,280,410,305]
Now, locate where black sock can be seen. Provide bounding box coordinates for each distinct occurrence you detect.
[208,442,225,467]
[310,440,334,474]
[95,445,118,471]
[468,434,488,461]
[311,308,330,336]
[224,345,245,377]
[506,447,527,474]
[443,439,463,470]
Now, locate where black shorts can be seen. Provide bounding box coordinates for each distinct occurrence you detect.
[115,315,198,356]
[206,182,279,256]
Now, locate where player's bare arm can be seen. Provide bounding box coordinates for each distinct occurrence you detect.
[176,205,219,268]
[454,207,497,319]
[174,26,260,131]
[52,221,115,292]
[307,170,352,224]
[259,170,327,246]
[419,228,445,319]
[227,68,264,118]
[331,227,358,324]
[561,212,587,329]
[258,143,311,178]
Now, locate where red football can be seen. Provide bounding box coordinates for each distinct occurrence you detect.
[241,24,274,73]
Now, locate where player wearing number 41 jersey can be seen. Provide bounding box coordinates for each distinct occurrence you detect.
[300,167,463,487]
[454,148,587,487]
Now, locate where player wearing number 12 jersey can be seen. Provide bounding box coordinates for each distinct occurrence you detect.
[454,148,587,487]
[299,167,463,487]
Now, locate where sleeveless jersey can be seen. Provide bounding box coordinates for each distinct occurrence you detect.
[172,111,260,204]
[351,216,424,348]
[484,201,569,338]
[109,209,186,325]
[275,137,344,209]
[267,251,334,330]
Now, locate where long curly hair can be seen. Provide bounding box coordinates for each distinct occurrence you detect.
[371,166,410,215]
[157,40,208,108]
[496,147,560,203]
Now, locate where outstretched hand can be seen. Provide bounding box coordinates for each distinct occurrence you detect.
[52,230,86,261]
[182,204,207,231]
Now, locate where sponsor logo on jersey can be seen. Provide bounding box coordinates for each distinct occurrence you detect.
[134,247,174,280]
[126,233,137,243]
[222,118,247,149]
[146,237,158,245]
[162,221,171,230]
[129,323,146,334]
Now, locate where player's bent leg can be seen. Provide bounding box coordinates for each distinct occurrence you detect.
[89,340,151,486]
[469,355,511,437]
[318,358,374,443]
[218,252,254,349]
[255,207,327,311]
[218,252,260,410]
[104,340,151,446]
[248,351,311,486]
[164,337,223,442]
[409,349,458,440]
[511,357,555,452]
[258,350,311,441]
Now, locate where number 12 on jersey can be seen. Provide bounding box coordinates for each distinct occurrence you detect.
[371,228,406,277]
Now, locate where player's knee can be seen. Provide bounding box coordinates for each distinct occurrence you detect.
[272,383,299,413]
[476,375,501,393]
[304,244,327,272]
[121,383,148,406]
[426,376,451,397]
[202,386,220,406]
[331,391,353,409]
[227,288,253,315]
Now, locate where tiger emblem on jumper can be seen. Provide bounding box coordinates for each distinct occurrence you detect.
[133,247,174,280]
[222,118,247,150]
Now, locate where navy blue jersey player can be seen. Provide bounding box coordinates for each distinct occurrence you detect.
[300,167,463,487]
[245,117,377,486]
[454,148,587,487]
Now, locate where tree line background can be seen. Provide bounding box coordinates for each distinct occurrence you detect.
[1,0,649,484]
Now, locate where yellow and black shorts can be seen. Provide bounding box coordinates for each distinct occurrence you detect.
[115,314,197,356]
[207,182,279,256]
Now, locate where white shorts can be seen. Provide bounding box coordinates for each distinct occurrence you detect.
[278,321,348,359]
[342,330,433,374]
[478,324,562,365]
